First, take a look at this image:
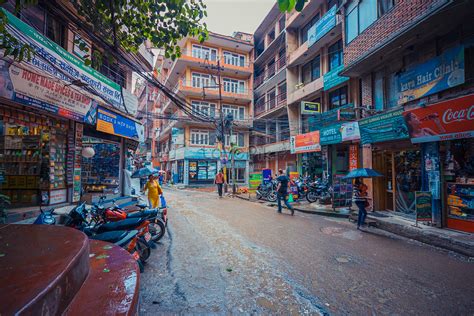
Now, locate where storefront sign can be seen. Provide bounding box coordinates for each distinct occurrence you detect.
[96,107,145,142]
[262,169,272,183]
[320,123,342,145]
[323,64,349,91]
[341,122,360,141]
[349,145,358,171]
[318,103,355,126]
[49,189,67,205]
[249,172,262,192]
[301,101,321,115]
[398,45,465,104]
[183,147,249,161]
[359,108,410,144]
[402,93,474,143]
[2,9,129,113]
[415,191,432,222]
[308,5,337,47]
[290,131,321,154]
[171,128,185,145]
[1,64,97,124]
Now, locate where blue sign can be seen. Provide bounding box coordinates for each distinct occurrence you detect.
[358,108,409,144]
[96,107,145,142]
[398,45,465,104]
[184,147,248,161]
[308,5,337,47]
[323,64,349,91]
[262,169,272,184]
[311,103,355,129]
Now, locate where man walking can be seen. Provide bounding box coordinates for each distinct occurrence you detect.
[276,169,294,215]
[214,169,225,198]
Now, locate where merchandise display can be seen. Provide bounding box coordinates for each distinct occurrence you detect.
[447,183,474,221]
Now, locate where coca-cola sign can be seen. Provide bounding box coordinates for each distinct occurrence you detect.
[403,94,474,143]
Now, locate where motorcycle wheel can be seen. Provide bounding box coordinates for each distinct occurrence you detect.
[149,219,166,242]
[267,191,277,202]
[256,191,262,200]
[306,191,319,203]
[136,238,151,262]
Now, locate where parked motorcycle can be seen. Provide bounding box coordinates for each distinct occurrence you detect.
[256,181,277,202]
[306,179,332,203]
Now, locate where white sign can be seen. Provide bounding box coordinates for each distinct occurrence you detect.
[50,189,68,205]
[341,122,360,141]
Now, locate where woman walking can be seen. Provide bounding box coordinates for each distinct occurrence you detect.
[143,174,163,208]
[353,177,369,229]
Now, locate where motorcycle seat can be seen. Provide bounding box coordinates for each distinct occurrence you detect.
[97,218,146,233]
[136,202,148,209]
[127,209,157,219]
[90,230,129,243]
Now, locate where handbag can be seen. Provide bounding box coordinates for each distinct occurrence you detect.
[160,195,167,208]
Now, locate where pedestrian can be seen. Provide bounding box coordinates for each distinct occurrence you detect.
[214,169,225,198]
[142,174,163,208]
[276,169,294,215]
[353,177,369,229]
[158,172,164,186]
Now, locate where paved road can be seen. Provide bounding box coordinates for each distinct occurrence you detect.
[140,189,474,315]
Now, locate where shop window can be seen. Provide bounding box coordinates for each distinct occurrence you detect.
[394,150,421,216]
[300,13,320,45]
[328,86,348,109]
[302,55,321,84]
[328,40,343,71]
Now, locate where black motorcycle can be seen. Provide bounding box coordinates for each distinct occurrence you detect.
[256,181,277,202]
[306,179,332,203]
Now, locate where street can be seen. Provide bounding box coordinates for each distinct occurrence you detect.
[140,189,474,315]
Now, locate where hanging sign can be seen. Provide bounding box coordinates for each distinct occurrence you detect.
[349,144,358,171]
[415,191,432,222]
[402,93,474,143]
[398,45,464,105]
[341,122,360,141]
[320,123,342,145]
[323,64,350,91]
[171,128,185,145]
[301,101,321,115]
[358,108,410,144]
[96,107,145,142]
[290,131,321,154]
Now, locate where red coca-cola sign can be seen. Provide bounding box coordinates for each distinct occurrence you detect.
[403,94,474,143]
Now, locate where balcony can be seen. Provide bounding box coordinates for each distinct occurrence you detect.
[287,77,323,105]
[254,31,286,66]
[255,91,287,118]
[254,54,287,94]
[179,79,252,103]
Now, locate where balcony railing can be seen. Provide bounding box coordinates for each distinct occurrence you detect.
[254,91,287,116]
[180,80,250,96]
[178,49,252,68]
[254,54,287,89]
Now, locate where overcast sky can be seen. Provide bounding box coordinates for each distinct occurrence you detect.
[203,0,275,36]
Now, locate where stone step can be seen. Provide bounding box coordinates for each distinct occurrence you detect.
[0,225,90,315]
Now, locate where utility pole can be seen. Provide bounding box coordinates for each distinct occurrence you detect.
[230,120,236,195]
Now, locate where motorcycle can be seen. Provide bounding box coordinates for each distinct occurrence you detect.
[306,179,332,203]
[291,176,310,200]
[256,181,277,202]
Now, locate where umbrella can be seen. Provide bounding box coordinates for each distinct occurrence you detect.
[132,166,159,178]
[343,168,383,179]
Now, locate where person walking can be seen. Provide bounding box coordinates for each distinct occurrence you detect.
[276,169,294,215]
[142,174,163,208]
[353,177,369,229]
[214,169,225,198]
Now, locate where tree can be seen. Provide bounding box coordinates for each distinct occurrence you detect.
[277,0,308,12]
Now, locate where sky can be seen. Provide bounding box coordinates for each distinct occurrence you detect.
[203,0,276,36]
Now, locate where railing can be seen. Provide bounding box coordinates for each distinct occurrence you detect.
[254,54,287,89]
[277,54,286,71]
[180,80,251,96]
[178,49,252,68]
[254,91,287,117]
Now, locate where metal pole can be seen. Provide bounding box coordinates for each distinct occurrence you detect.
[231,125,236,195]
[216,59,227,190]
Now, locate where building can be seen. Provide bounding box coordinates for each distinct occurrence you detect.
[338,0,474,233]
[156,32,254,186]
[0,1,151,220]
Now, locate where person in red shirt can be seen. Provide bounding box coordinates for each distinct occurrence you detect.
[214,169,226,198]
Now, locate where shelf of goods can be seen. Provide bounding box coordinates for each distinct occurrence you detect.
[446,183,474,233]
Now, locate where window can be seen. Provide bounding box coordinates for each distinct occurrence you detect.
[46,14,66,48]
[378,0,394,17]
[301,13,320,45]
[267,89,276,109]
[192,73,217,89]
[224,133,245,147]
[191,130,215,145]
[301,55,321,84]
[268,29,275,43]
[279,16,285,33]
[20,5,45,34]
[328,0,340,9]
[328,40,343,71]
[328,86,348,109]
[345,0,385,44]
[223,78,245,93]
[192,101,216,117]
[224,51,245,67]
[222,105,245,120]
[192,45,217,61]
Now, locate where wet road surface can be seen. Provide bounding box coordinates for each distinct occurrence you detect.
[140,189,474,315]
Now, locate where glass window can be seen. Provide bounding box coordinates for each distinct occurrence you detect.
[359,0,377,32]
[224,51,246,67]
[328,40,342,71]
[192,101,216,117]
[345,6,359,44]
[279,16,285,33]
[328,86,348,109]
[222,105,245,120]
[20,5,45,34]
[192,45,217,61]
[345,0,388,44]
[192,73,217,89]
[378,0,394,17]
[190,130,212,145]
[223,78,245,93]
[301,55,321,84]
[328,0,340,9]
[301,13,320,45]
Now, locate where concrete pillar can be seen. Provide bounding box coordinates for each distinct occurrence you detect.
[362,144,374,208]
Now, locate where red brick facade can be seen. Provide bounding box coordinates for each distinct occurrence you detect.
[361,74,372,109]
[343,0,448,67]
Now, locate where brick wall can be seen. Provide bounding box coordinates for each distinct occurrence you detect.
[361,74,372,109]
[344,0,448,67]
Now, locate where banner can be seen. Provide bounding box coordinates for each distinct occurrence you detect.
[398,45,464,104]
[358,108,409,144]
[308,5,337,47]
[290,131,321,154]
[249,172,262,192]
[415,191,432,222]
[323,64,349,91]
[262,169,272,184]
[0,63,97,124]
[320,123,342,145]
[349,144,358,171]
[341,122,360,141]
[402,93,474,143]
[96,107,145,142]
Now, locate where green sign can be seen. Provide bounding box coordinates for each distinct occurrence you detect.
[324,64,350,91]
[415,191,432,222]
[320,123,342,145]
[312,103,355,129]
[249,173,262,191]
[358,108,409,144]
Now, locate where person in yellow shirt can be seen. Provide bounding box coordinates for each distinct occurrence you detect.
[142,174,163,208]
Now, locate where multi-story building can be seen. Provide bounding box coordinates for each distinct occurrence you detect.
[156,32,254,185]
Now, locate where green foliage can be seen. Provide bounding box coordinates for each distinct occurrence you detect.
[277,0,307,12]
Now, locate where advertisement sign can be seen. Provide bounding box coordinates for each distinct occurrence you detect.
[72,33,91,60]
[402,93,474,143]
[96,107,145,142]
[1,64,97,124]
[249,172,262,192]
[308,5,337,47]
[301,101,321,115]
[323,64,350,91]
[398,45,464,105]
[320,123,342,145]
[415,191,432,222]
[341,122,360,141]
[171,128,185,145]
[50,189,68,205]
[290,131,321,154]
[2,9,127,113]
[358,108,410,144]
[349,144,358,171]
[262,169,272,184]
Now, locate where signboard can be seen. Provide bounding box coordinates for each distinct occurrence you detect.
[341,122,360,141]
[358,108,410,144]
[290,131,321,154]
[0,63,97,124]
[2,9,128,113]
[262,169,272,184]
[402,93,474,143]
[171,128,185,145]
[308,5,337,47]
[96,107,145,142]
[319,103,355,125]
[72,33,91,60]
[320,123,342,145]
[249,172,262,192]
[323,64,350,91]
[398,45,464,105]
[301,101,321,115]
[415,191,432,222]
[50,189,68,205]
[349,144,358,171]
